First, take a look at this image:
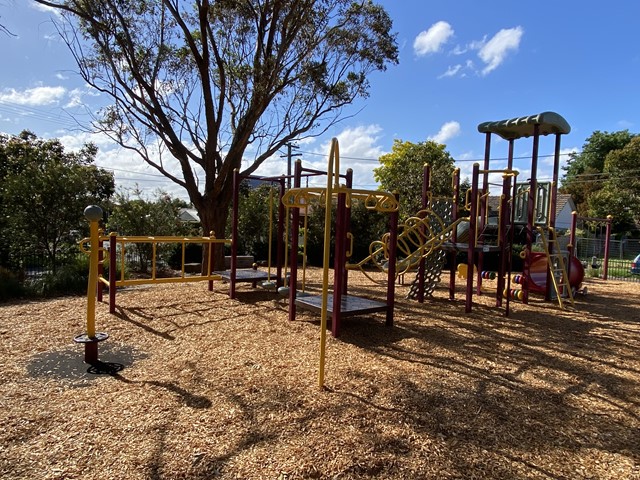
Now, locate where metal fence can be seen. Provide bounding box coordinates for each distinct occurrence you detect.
[0,248,84,279]
[575,237,640,282]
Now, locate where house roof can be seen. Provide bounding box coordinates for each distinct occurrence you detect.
[485,193,574,220]
[178,208,200,223]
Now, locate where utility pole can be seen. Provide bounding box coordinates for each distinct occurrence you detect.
[281,142,302,188]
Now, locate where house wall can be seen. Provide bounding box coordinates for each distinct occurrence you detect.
[555,203,575,230]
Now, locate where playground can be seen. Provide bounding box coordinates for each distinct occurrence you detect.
[1,269,639,479]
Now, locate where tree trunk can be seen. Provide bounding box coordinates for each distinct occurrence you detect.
[198,194,232,272]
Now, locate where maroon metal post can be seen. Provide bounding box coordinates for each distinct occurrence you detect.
[476,133,491,295]
[449,168,460,300]
[230,169,240,299]
[523,124,541,304]
[603,215,613,280]
[277,178,286,288]
[343,169,353,296]
[566,211,578,285]
[496,173,511,307]
[549,133,562,231]
[386,193,400,326]
[417,164,430,303]
[109,233,117,314]
[466,164,480,313]
[331,185,347,337]
[288,160,303,322]
[97,234,104,302]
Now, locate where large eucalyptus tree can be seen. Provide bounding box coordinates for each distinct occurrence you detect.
[35,0,398,266]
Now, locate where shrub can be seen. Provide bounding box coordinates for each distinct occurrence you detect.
[0,267,26,302]
[32,255,90,297]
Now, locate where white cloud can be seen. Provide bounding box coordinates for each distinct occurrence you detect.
[31,3,63,17]
[0,86,66,106]
[429,121,461,144]
[439,64,462,78]
[413,21,454,56]
[254,125,387,189]
[478,26,523,75]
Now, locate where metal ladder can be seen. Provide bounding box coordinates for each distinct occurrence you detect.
[536,226,575,309]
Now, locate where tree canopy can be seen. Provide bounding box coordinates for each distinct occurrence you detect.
[373,139,455,219]
[561,130,637,217]
[107,187,191,272]
[0,131,114,269]
[35,0,399,266]
[587,136,640,231]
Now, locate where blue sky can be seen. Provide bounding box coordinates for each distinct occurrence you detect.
[1,1,639,200]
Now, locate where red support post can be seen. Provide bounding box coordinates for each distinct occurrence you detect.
[109,233,117,314]
[331,186,347,337]
[603,215,613,280]
[449,168,460,301]
[230,169,240,299]
[466,164,480,313]
[343,169,353,296]
[523,124,540,304]
[97,237,104,303]
[386,193,399,326]
[418,164,430,303]
[288,160,302,322]
[277,178,286,288]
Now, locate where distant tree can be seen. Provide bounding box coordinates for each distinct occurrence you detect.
[587,136,640,231]
[231,182,278,260]
[374,139,455,219]
[561,130,637,215]
[0,131,115,270]
[34,0,399,268]
[106,187,190,272]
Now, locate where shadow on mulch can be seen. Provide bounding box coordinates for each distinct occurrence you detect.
[26,342,148,386]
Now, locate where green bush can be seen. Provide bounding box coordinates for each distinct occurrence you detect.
[0,267,26,302]
[31,255,90,297]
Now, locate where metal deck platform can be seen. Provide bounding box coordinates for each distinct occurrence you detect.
[215,269,272,283]
[295,293,389,317]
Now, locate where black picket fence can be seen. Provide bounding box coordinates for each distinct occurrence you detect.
[1,250,84,278]
[575,237,640,283]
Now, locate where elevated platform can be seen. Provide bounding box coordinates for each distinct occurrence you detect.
[295,293,389,317]
[441,242,503,253]
[216,269,272,283]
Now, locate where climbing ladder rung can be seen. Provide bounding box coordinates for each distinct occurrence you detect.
[536,226,575,309]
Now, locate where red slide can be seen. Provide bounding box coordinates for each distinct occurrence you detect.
[528,252,585,294]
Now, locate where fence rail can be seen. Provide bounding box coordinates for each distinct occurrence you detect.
[574,238,640,283]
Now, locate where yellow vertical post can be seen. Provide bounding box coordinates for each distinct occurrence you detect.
[318,138,339,389]
[75,205,109,365]
[85,206,102,338]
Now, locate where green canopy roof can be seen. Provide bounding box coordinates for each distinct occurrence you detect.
[477,111,570,140]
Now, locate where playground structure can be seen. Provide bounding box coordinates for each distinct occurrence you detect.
[77,208,230,364]
[283,140,400,340]
[224,172,287,299]
[77,111,594,377]
[278,112,584,346]
[466,111,583,310]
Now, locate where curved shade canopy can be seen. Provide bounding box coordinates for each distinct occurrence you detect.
[477,112,570,140]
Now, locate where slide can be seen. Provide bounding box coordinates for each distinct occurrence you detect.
[528,252,585,294]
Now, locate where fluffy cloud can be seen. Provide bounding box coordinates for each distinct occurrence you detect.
[0,86,66,106]
[413,21,454,56]
[429,121,461,144]
[478,26,524,75]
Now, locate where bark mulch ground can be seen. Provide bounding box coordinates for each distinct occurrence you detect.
[1,268,639,479]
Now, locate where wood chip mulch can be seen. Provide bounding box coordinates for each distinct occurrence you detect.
[1,268,639,479]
